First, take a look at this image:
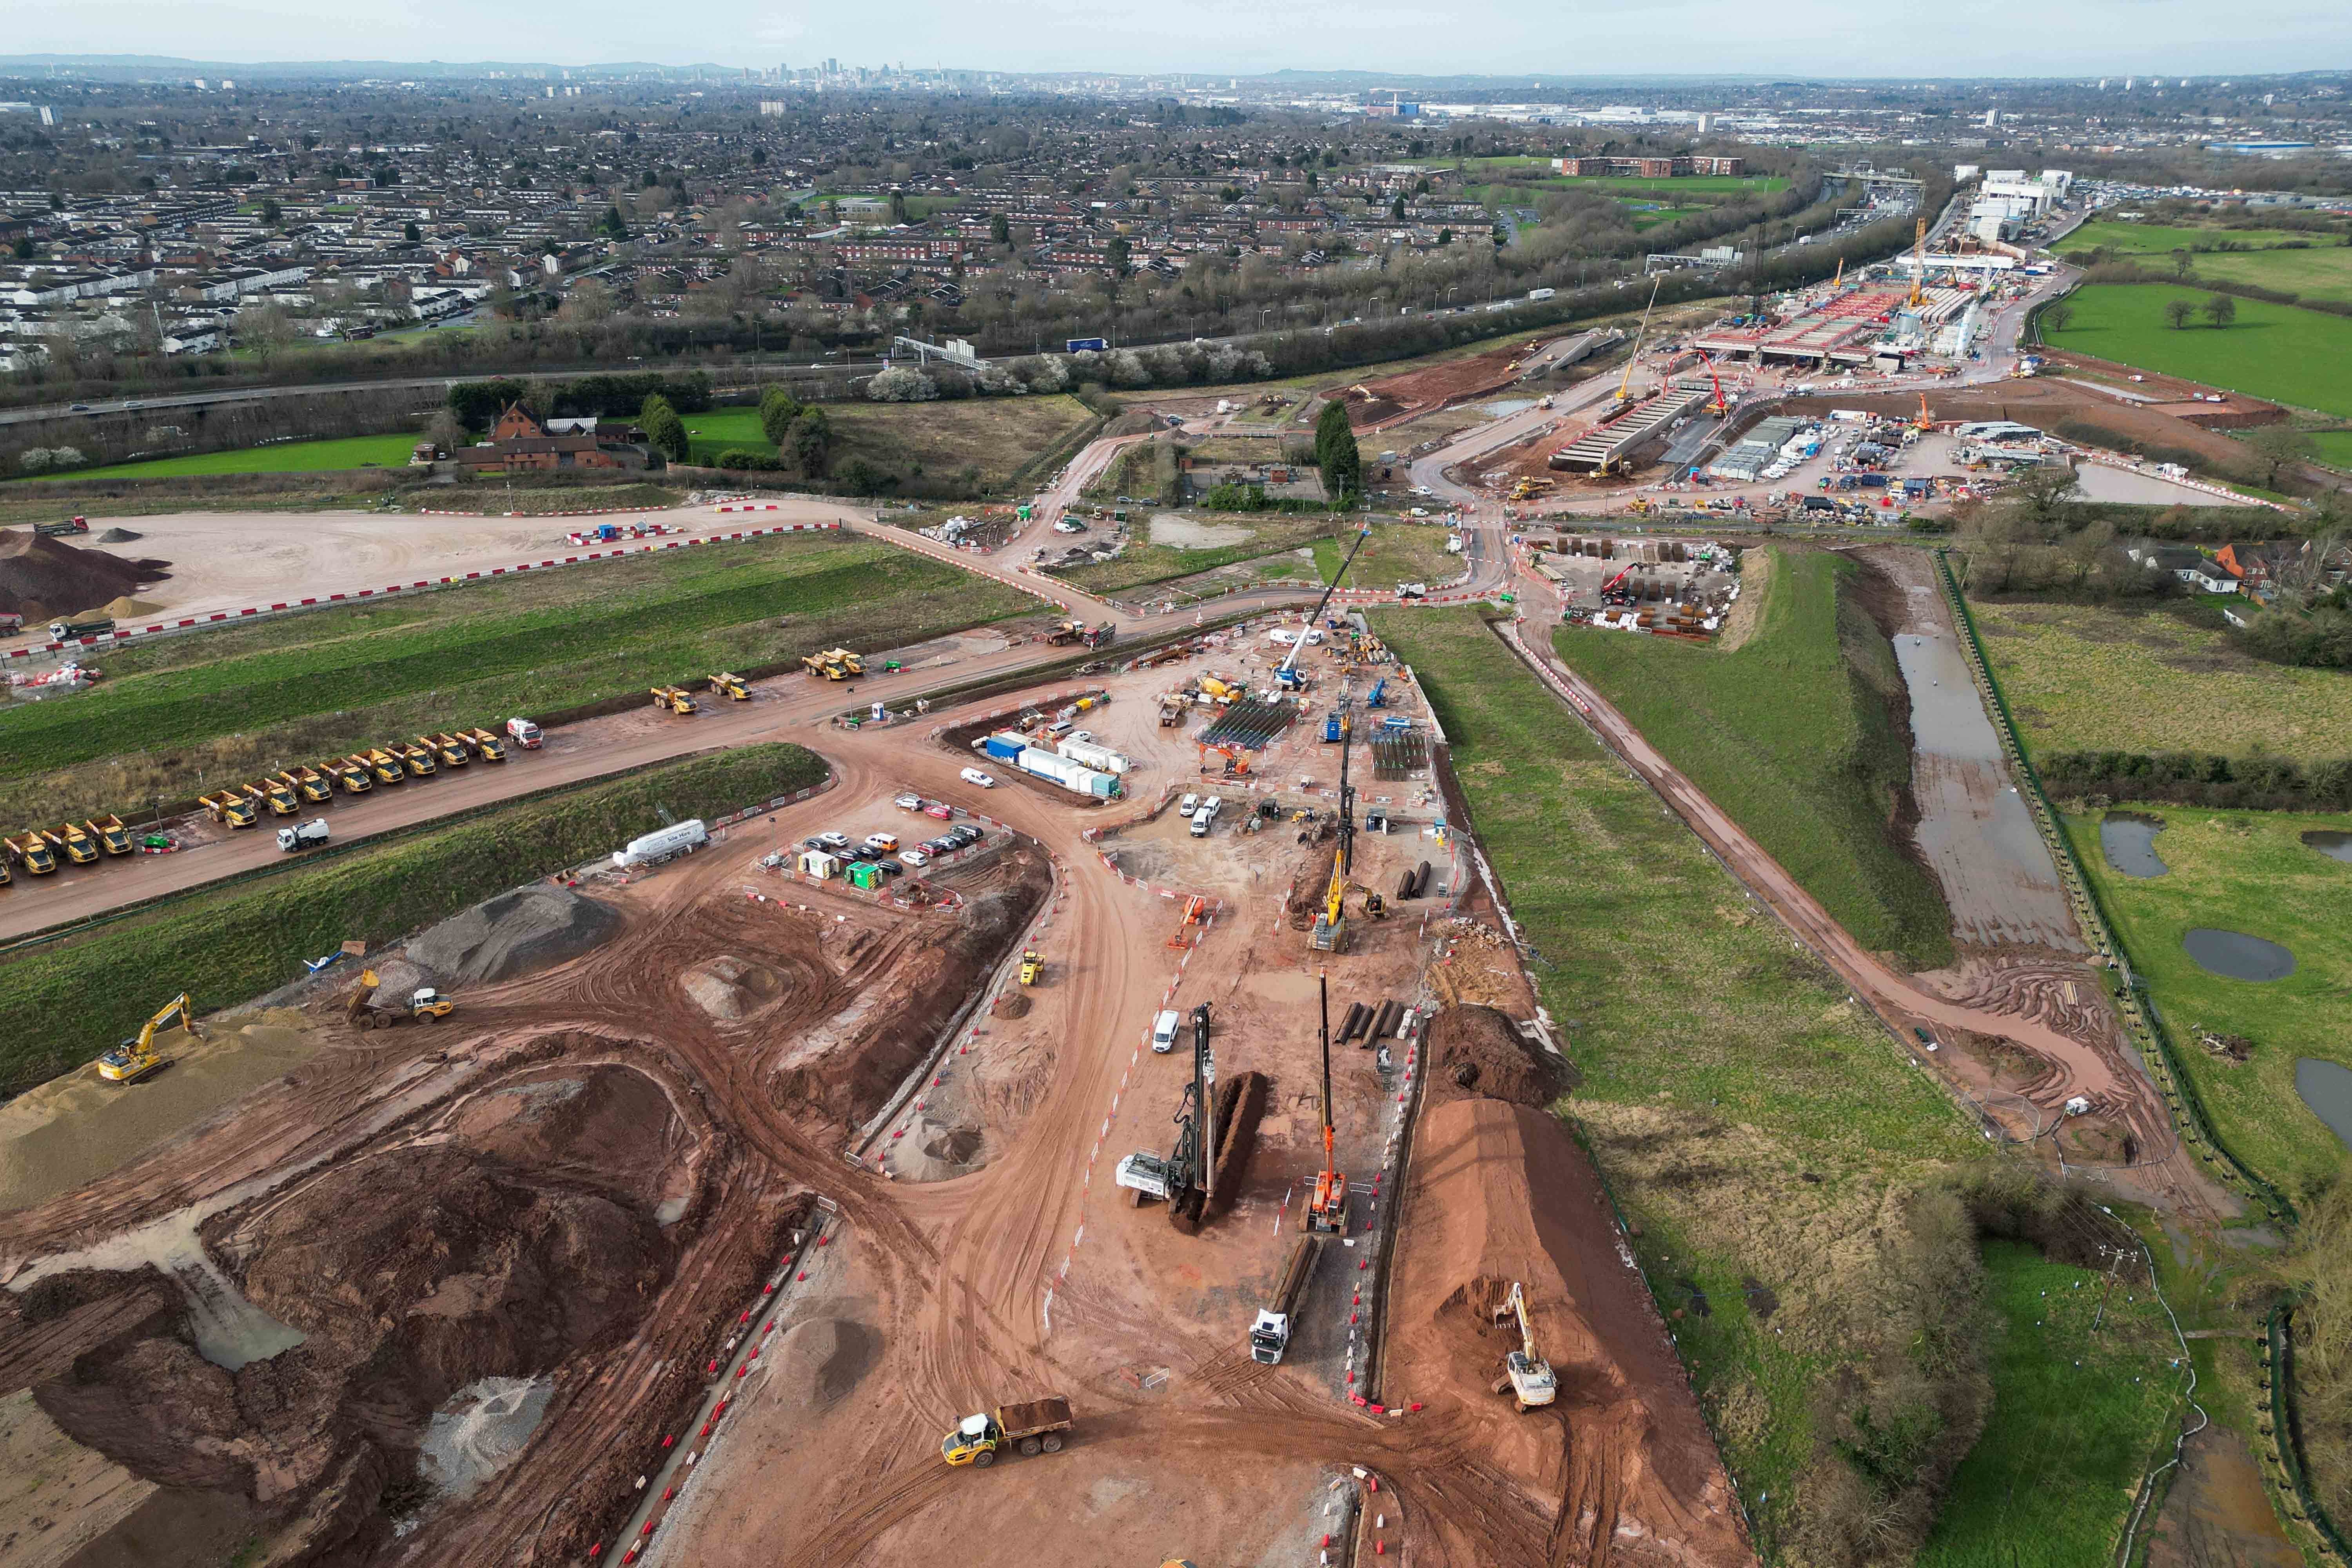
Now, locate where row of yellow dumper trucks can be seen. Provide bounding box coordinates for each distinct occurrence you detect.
[191,728,517,831]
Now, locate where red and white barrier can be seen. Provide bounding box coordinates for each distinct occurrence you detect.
[2,522,841,661]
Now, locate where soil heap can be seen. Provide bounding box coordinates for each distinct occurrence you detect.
[0,528,170,620]
[1386,1097,1754,1566]
[405,886,624,987]
[1423,1004,1567,1109]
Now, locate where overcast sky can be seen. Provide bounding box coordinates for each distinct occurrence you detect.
[10,0,2348,79]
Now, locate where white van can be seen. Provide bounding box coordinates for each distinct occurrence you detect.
[1152,1010,1182,1053]
[1201,796,1223,823]
[1178,792,1201,818]
[959,767,996,788]
[1190,810,1210,838]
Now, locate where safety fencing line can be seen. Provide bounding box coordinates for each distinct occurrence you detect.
[1041,906,1215,1336]
[599,1198,840,1566]
[5,521,843,662]
[1340,1007,1430,1423]
[413,504,679,519]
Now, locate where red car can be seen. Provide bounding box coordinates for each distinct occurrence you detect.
[923,802,954,820]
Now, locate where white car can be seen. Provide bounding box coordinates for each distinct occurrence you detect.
[894,793,923,811]
[1178,792,1201,818]
[960,767,996,788]
[899,849,930,868]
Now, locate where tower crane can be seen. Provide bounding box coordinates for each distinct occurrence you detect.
[1612,273,1664,409]
[1909,216,1929,309]
[1305,974,1347,1234]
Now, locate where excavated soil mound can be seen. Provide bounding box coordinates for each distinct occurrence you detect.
[27,1076,680,1566]
[1286,840,1339,929]
[767,1318,880,1416]
[94,527,142,544]
[991,992,1033,1020]
[1425,1005,1563,1109]
[406,885,623,987]
[1386,1098,1752,1566]
[681,955,781,1022]
[98,595,161,619]
[0,528,169,619]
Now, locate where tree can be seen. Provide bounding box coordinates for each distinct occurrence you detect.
[2172,250,2196,279]
[2038,299,2074,335]
[1314,399,1361,503]
[1437,228,1454,246]
[639,394,688,463]
[888,191,909,225]
[258,198,282,227]
[599,204,630,240]
[2203,293,2238,328]
[2241,423,2315,488]
[759,385,802,446]
[2163,297,2196,330]
[403,220,422,243]
[1106,236,1131,276]
[1390,196,1406,221]
[791,407,834,477]
[990,212,1010,246]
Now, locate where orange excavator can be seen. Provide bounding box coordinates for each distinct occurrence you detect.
[1306,973,1348,1234]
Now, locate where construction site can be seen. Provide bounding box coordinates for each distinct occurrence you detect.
[0,549,1751,1568]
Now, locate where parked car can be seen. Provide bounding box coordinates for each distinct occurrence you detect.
[900,849,931,868]
[960,767,996,788]
[815,831,851,851]
[1152,1010,1182,1053]
[894,793,924,811]
[1178,792,1201,818]
[924,801,955,820]
[864,832,900,853]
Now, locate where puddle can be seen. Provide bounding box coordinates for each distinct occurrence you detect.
[2182,928,2296,982]
[2100,813,2169,878]
[2303,830,2352,865]
[1481,399,1536,417]
[2297,1059,2352,1152]
[417,1375,555,1501]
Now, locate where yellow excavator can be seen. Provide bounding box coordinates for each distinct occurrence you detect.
[98,993,198,1083]
[1495,1281,1558,1412]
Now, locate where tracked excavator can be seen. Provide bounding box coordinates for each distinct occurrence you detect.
[98,993,198,1083]
[1494,1281,1558,1411]
[1309,709,1379,951]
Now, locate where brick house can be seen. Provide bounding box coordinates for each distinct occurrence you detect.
[455,403,653,474]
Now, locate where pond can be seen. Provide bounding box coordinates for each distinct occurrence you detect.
[2182,927,2298,982]
[2302,830,2352,866]
[2100,813,2169,878]
[2297,1059,2352,1154]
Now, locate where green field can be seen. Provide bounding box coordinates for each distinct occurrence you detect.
[2042,283,2352,417]
[1369,608,1981,1554]
[1970,599,2352,764]
[0,532,1029,829]
[682,394,1096,492]
[2315,430,2352,470]
[27,434,423,483]
[1915,1241,2189,1568]
[1046,514,1342,595]
[0,745,826,1099]
[1312,522,1458,589]
[1555,547,1956,969]
[2066,805,2352,1203]
[2062,220,2327,256]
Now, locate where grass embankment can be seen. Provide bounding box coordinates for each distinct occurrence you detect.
[0,744,826,1096]
[1971,599,2352,763]
[34,434,425,483]
[1914,1241,2190,1568]
[1370,608,1982,1554]
[681,395,1097,490]
[1312,523,1459,590]
[0,532,1030,827]
[1373,609,2190,1560]
[1556,547,1955,969]
[1047,514,1343,595]
[2065,805,2352,1203]
[2043,285,2352,417]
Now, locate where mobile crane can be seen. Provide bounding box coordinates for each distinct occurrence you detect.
[1304,974,1347,1234]
[1310,713,1362,953]
[1909,216,1929,309]
[1272,522,1374,693]
[1495,1281,1559,1411]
